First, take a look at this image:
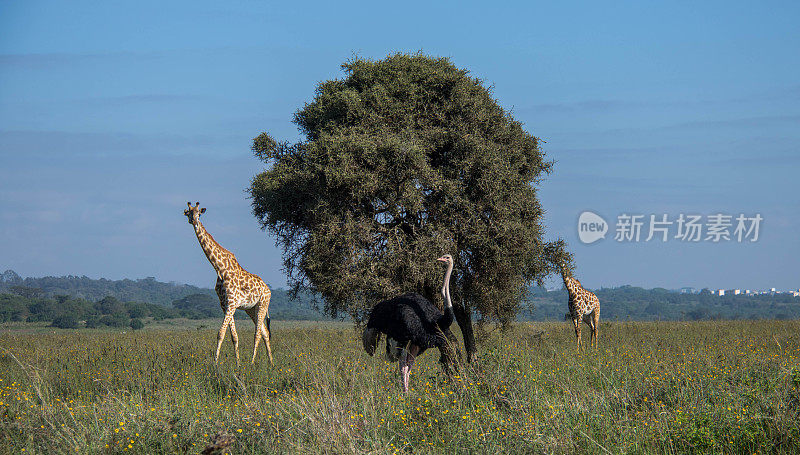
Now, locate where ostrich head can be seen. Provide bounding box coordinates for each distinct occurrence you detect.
[362,327,381,356]
[183,202,206,225]
[436,254,453,265]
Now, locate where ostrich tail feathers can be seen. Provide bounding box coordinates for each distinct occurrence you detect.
[362,327,381,356]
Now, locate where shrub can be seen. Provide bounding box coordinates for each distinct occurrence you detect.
[128,306,146,319]
[51,314,79,329]
[84,315,100,328]
[99,314,128,327]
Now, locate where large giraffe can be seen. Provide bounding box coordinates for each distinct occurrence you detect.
[183,202,273,365]
[560,264,599,351]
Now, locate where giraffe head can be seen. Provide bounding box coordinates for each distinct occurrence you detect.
[183,202,206,225]
[559,263,582,291]
[558,262,571,282]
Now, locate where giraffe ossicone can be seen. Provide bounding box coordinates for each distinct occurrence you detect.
[184,201,273,365]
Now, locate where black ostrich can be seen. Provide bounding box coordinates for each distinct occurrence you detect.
[362,254,455,392]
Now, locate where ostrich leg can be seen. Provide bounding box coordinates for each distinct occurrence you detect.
[399,345,420,392]
[399,352,409,392]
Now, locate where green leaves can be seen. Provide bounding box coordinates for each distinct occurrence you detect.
[250,53,566,341]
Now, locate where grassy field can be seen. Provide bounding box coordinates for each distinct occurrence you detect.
[1,320,798,454]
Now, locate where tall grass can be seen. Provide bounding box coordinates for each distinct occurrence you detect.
[1,320,798,453]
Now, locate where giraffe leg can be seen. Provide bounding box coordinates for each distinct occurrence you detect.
[247,303,273,366]
[215,305,237,364]
[592,308,600,349]
[585,317,594,350]
[229,318,240,365]
[216,279,240,363]
[259,295,273,365]
[260,319,273,365]
[573,318,582,351]
[251,322,261,365]
[262,316,273,365]
[243,308,261,365]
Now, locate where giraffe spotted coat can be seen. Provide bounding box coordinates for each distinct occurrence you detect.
[184,202,273,365]
[562,272,600,350]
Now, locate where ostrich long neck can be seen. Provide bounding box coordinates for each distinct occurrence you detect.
[193,221,237,275]
[441,261,453,310]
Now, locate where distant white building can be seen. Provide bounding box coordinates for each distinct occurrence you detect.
[716,289,725,296]
[771,287,777,294]
[734,289,741,295]
[745,289,751,294]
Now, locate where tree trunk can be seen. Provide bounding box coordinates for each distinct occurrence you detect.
[452,300,477,363]
[437,328,460,375]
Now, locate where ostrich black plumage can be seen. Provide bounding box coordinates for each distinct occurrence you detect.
[362,254,455,392]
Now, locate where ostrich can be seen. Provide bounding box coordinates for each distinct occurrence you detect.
[362,254,455,392]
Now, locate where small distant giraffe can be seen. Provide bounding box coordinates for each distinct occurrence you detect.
[183,202,273,365]
[560,264,599,351]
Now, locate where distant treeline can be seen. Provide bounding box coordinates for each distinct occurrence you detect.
[0,269,328,327]
[0,290,328,329]
[524,285,800,321]
[1,270,798,326]
[0,269,214,306]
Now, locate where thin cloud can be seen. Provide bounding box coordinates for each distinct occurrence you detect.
[76,94,206,107]
[0,51,163,70]
[519,85,800,116]
[519,99,636,113]
[711,152,800,167]
[663,114,800,130]
[549,113,800,139]
[549,172,714,193]
[550,145,670,158]
[0,45,290,70]
[0,130,242,157]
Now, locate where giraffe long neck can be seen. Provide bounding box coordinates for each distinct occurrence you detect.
[562,273,581,297]
[193,221,238,277]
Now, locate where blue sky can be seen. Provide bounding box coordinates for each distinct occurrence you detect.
[1,1,798,291]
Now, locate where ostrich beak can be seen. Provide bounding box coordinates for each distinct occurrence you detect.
[436,256,448,262]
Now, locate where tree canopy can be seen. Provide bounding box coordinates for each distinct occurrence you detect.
[250,53,569,359]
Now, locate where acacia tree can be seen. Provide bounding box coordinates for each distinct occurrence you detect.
[250,53,568,361]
